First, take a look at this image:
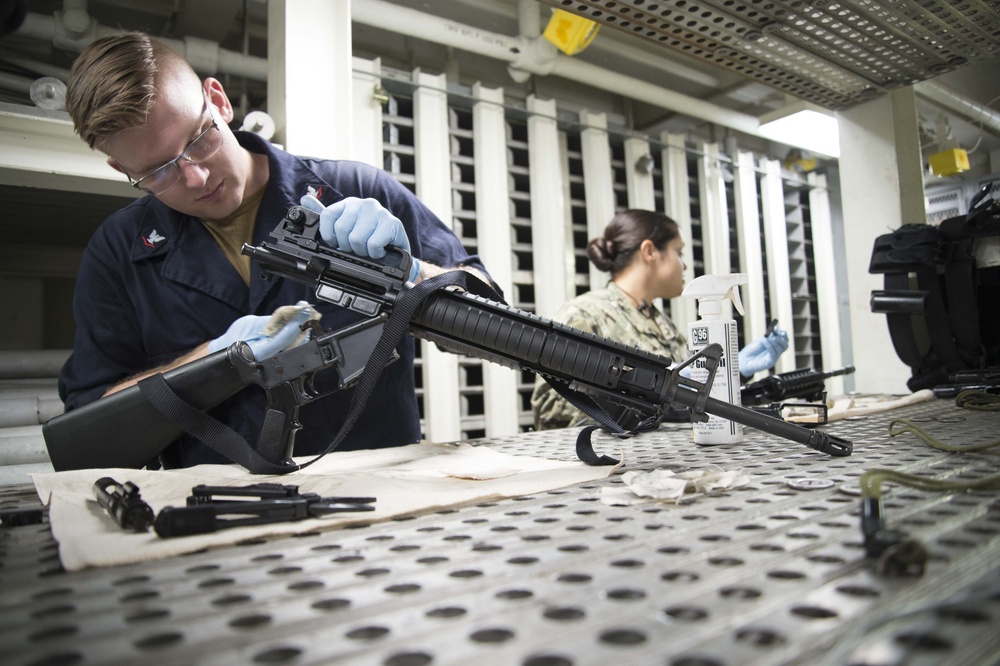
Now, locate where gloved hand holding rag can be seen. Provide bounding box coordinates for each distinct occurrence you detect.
[208,301,320,361]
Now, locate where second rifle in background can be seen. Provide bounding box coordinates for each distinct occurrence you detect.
[742,366,856,425]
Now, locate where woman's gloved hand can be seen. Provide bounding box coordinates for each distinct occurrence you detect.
[300,195,420,282]
[208,301,318,360]
[738,329,789,376]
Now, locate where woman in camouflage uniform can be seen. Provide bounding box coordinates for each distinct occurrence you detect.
[531,209,688,430]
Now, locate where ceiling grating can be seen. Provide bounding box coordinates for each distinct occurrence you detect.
[537,0,1000,110]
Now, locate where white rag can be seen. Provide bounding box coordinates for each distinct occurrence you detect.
[601,467,751,505]
[784,389,935,424]
[31,442,618,571]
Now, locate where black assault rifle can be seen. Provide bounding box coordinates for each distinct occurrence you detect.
[43,206,852,473]
[741,366,856,406]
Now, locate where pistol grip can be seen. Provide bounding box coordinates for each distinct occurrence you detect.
[261,384,304,465]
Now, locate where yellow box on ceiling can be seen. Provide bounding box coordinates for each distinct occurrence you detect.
[928,148,970,177]
[543,9,601,56]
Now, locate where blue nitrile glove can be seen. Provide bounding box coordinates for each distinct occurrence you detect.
[300,195,420,282]
[207,301,317,360]
[669,363,694,380]
[738,329,790,376]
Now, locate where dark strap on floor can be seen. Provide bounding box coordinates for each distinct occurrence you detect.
[546,380,663,466]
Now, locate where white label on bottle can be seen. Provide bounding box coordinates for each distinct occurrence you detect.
[688,319,744,443]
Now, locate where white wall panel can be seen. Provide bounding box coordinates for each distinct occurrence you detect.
[350,57,384,167]
[758,157,796,374]
[808,172,846,395]
[733,151,767,346]
[579,111,615,291]
[624,136,655,210]
[661,132,697,330]
[472,83,519,437]
[527,96,569,318]
[413,69,460,443]
[268,0,351,159]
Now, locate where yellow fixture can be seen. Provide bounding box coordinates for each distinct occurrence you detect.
[927,148,970,177]
[543,9,600,55]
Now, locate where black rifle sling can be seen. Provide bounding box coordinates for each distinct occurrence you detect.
[544,381,663,466]
[138,374,292,474]
[298,270,663,470]
[295,268,667,470]
[135,272,477,474]
[872,225,963,388]
[293,270,475,471]
[881,272,925,369]
[944,240,982,367]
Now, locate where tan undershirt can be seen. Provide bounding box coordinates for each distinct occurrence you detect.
[200,185,267,286]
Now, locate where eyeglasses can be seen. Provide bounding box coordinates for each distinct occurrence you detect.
[129,98,223,195]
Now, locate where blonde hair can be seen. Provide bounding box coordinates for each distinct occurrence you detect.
[66,32,193,149]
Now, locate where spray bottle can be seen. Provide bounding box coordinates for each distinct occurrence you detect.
[681,273,749,445]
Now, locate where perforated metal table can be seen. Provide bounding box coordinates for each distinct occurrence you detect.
[2,398,999,665]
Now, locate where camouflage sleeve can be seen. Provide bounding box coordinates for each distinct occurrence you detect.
[529,307,600,431]
[659,313,690,362]
[530,375,588,430]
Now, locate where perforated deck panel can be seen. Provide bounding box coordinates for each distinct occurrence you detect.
[538,0,1000,110]
[2,398,999,665]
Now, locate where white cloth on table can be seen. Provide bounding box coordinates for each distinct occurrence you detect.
[31,442,618,571]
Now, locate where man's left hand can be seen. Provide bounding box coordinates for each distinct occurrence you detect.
[300,195,420,282]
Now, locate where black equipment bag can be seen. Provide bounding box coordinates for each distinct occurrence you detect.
[869,184,1000,391]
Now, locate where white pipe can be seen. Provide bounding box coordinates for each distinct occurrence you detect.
[0,47,72,80]
[62,0,91,37]
[351,0,761,137]
[0,350,71,378]
[0,386,60,399]
[0,71,33,95]
[551,58,760,136]
[915,80,1000,138]
[16,2,751,133]
[17,11,268,81]
[0,426,50,465]
[361,3,521,62]
[518,0,541,40]
[0,397,64,427]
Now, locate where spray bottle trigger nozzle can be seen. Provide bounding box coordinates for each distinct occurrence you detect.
[730,285,745,317]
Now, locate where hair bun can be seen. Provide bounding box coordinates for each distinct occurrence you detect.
[586,237,615,272]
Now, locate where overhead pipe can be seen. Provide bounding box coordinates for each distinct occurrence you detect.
[517,0,720,90]
[351,0,761,137]
[914,80,1000,139]
[15,1,750,132]
[0,46,71,80]
[16,11,268,80]
[519,0,541,40]
[0,70,32,95]
[508,0,547,83]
